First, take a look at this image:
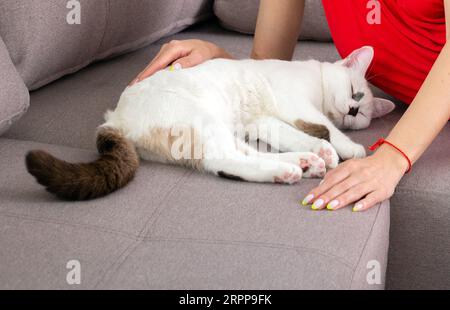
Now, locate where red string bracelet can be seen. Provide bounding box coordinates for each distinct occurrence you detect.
[369,138,412,174]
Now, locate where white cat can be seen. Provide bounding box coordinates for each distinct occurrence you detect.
[26,46,395,200]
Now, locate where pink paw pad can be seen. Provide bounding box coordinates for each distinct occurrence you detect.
[299,159,310,172]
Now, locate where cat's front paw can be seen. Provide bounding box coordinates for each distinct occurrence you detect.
[338,143,366,160]
[273,164,302,184]
[312,140,339,169]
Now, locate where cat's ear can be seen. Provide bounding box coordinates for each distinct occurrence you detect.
[372,98,396,118]
[336,46,374,76]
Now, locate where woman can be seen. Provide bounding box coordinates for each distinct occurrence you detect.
[130,0,450,212]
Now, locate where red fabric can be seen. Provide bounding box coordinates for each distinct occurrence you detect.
[322,0,446,104]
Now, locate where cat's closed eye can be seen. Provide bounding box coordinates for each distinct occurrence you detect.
[350,84,364,102]
[352,91,364,102]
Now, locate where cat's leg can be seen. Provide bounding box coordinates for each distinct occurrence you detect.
[203,154,304,184]
[297,114,366,160]
[200,129,303,183]
[235,139,326,178]
[325,124,366,160]
[250,116,339,169]
[273,98,366,160]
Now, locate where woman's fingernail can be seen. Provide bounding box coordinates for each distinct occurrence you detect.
[301,194,314,206]
[353,203,364,212]
[169,63,182,72]
[319,180,324,185]
[173,63,182,70]
[311,199,324,210]
[327,200,339,210]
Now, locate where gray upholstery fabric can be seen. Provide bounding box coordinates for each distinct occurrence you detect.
[214,0,332,41]
[0,0,212,90]
[0,36,29,135]
[0,138,389,289]
[2,22,449,289]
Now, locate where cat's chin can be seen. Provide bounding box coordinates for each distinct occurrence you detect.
[342,114,370,130]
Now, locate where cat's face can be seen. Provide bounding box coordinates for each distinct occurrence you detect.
[325,46,395,130]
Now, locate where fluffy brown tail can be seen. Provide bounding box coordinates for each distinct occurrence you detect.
[25,127,139,200]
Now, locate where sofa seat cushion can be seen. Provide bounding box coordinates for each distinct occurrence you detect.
[0,36,29,135]
[0,138,389,289]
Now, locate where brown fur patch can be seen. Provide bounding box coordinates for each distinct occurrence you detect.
[25,127,139,200]
[136,127,204,170]
[294,119,330,142]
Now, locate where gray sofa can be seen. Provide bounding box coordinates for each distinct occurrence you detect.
[0,0,448,290]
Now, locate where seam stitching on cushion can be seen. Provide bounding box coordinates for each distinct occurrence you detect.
[0,211,138,239]
[93,239,141,289]
[395,186,450,196]
[348,202,384,289]
[94,235,354,289]
[136,170,194,238]
[0,170,191,241]
[93,170,193,287]
[0,98,29,130]
[143,237,354,269]
[95,0,110,57]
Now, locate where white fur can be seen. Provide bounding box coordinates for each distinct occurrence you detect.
[102,46,395,183]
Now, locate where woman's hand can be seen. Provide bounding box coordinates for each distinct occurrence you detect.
[129,39,232,86]
[302,145,409,212]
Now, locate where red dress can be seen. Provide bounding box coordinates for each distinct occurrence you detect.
[322,0,446,104]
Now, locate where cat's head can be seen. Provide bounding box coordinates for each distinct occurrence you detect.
[323,46,395,130]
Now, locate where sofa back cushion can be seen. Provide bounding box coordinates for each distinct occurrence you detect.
[0,36,29,135]
[214,0,331,42]
[0,0,212,90]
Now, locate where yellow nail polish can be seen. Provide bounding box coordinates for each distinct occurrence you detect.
[302,194,314,206]
[327,200,339,211]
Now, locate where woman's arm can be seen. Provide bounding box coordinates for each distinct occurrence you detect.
[384,43,450,164]
[251,0,305,60]
[303,2,450,212]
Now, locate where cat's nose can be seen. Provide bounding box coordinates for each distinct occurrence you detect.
[348,107,359,117]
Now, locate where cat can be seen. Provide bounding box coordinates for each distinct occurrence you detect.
[25,46,395,200]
